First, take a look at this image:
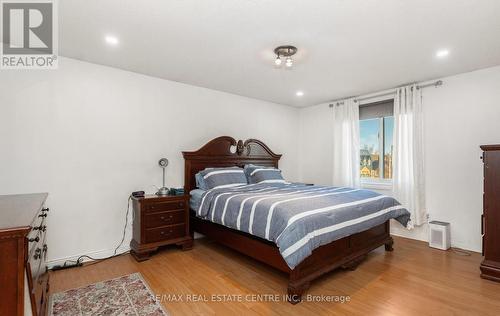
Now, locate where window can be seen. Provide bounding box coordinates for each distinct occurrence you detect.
[359,100,394,182]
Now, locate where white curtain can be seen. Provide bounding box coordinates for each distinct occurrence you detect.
[332,98,360,188]
[393,85,426,226]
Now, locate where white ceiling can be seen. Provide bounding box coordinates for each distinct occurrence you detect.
[60,0,500,107]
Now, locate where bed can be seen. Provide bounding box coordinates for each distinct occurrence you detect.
[183,136,410,304]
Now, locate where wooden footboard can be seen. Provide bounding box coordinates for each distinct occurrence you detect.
[287,220,393,303]
[191,214,393,304]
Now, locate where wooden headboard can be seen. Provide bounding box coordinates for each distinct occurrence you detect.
[182,136,282,192]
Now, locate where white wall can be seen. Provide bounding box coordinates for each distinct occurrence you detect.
[299,65,500,252]
[0,57,300,264]
[2,57,498,263]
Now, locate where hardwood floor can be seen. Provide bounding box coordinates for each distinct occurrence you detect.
[50,236,500,315]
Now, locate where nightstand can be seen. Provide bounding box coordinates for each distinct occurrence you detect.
[130,194,193,261]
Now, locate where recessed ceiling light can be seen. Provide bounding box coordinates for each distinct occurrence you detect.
[436,49,449,58]
[296,91,304,97]
[105,35,119,46]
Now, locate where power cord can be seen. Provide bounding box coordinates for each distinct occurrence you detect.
[51,195,132,271]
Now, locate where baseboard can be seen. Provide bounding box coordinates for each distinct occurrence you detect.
[390,232,481,253]
[46,232,477,269]
[47,244,131,269]
[48,233,203,268]
[390,231,428,242]
[449,241,481,253]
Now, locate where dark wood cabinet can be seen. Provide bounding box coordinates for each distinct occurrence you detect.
[130,194,193,261]
[480,145,500,282]
[0,193,50,316]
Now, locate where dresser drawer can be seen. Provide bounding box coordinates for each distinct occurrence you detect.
[28,224,47,281]
[144,200,186,213]
[145,210,185,228]
[145,223,185,243]
[33,272,49,316]
[30,242,49,316]
[29,215,45,236]
[28,244,43,284]
[28,221,46,257]
[28,229,43,259]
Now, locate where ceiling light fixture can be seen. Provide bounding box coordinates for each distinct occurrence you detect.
[274,45,297,68]
[436,49,449,58]
[105,35,119,46]
[296,91,304,97]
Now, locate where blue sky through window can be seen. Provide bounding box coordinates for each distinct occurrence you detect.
[360,119,379,153]
[360,116,394,179]
[360,117,394,154]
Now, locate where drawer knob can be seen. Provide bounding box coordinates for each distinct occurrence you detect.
[160,215,174,221]
[29,236,40,243]
[34,225,46,231]
[39,213,48,218]
[34,248,42,260]
[42,207,49,212]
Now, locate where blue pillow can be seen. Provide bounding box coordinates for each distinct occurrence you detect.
[195,172,208,190]
[197,167,248,189]
[244,164,287,184]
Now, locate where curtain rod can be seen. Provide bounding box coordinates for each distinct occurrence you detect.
[329,80,443,107]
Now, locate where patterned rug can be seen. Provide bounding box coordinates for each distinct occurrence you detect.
[49,273,167,316]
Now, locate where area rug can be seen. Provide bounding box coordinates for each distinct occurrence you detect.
[49,273,168,316]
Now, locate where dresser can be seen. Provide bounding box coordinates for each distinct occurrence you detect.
[480,145,500,282]
[0,193,50,316]
[130,194,193,261]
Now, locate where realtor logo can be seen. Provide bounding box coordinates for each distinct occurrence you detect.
[1,0,58,69]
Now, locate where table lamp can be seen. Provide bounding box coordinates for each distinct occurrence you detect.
[156,158,170,196]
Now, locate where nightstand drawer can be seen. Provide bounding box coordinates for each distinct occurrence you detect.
[145,210,185,228]
[145,200,185,213]
[145,223,185,243]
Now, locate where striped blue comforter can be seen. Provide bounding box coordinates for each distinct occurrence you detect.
[196,183,411,269]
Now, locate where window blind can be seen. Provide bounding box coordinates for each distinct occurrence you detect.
[359,99,394,120]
